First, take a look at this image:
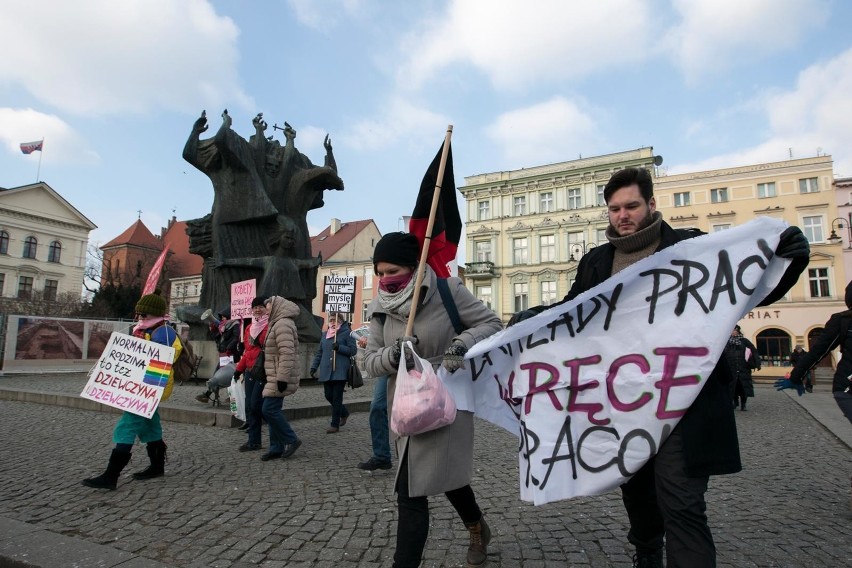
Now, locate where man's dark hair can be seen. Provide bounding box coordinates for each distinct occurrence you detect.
[604,167,654,203]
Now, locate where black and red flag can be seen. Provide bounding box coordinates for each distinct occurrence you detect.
[408,141,461,278]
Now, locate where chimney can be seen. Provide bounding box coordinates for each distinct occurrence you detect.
[330,218,341,235]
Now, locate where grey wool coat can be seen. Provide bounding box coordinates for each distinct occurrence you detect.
[262,296,300,398]
[363,265,502,497]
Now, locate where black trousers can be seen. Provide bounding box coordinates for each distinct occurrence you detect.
[393,450,482,568]
[621,426,716,568]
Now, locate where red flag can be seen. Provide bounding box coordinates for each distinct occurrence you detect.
[408,141,461,278]
[20,140,43,154]
[143,244,170,295]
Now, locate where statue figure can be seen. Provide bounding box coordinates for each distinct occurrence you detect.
[181,110,344,342]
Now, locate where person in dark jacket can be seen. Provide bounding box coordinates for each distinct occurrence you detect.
[310,313,357,433]
[724,325,760,411]
[509,167,809,568]
[780,281,852,423]
[789,345,813,392]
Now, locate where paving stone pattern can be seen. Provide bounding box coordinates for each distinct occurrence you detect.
[0,379,850,567]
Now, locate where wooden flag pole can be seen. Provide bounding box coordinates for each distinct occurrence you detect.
[404,125,454,338]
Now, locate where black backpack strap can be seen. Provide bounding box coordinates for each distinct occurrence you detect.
[436,278,464,335]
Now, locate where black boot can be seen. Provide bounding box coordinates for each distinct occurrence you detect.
[195,390,211,403]
[82,449,132,490]
[632,547,663,568]
[133,440,167,480]
[740,398,747,411]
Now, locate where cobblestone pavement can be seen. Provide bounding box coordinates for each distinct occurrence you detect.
[0,382,850,567]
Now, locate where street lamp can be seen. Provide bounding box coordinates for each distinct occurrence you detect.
[826,216,852,249]
[568,241,597,261]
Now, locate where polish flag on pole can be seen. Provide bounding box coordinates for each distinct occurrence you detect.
[20,140,44,154]
[143,244,171,295]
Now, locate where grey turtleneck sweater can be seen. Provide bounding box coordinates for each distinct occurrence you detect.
[606,211,663,275]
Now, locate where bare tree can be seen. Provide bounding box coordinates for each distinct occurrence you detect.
[0,290,87,318]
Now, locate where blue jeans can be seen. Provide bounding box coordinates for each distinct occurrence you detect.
[323,380,349,427]
[370,376,391,461]
[262,396,298,453]
[245,374,264,446]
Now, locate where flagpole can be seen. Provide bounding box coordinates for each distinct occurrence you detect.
[405,125,453,338]
[36,138,44,182]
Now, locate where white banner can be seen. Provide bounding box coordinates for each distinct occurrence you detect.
[80,332,175,418]
[231,279,257,320]
[445,217,791,505]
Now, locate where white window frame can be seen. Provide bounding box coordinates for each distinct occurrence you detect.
[476,285,492,309]
[539,234,556,262]
[567,188,582,210]
[539,191,553,213]
[758,182,776,198]
[513,282,529,312]
[799,177,819,194]
[478,200,490,221]
[802,216,824,243]
[512,237,528,265]
[808,267,830,298]
[540,281,557,306]
[712,224,732,232]
[596,184,606,206]
[710,188,728,203]
[513,196,527,216]
[475,240,492,262]
[363,268,373,289]
[674,192,690,207]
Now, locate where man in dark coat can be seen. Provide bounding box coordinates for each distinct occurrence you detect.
[509,167,809,568]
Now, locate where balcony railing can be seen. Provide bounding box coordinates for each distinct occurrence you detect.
[465,261,495,277]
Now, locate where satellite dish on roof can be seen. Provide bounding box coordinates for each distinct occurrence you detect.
[653,155,664,166]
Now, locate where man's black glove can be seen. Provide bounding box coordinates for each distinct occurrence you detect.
[276,381,288,393]
[332,341,339,351]
[775,226,810,259]
[309,368,317,379]
[233,370,242,381]
[508,309,538,327]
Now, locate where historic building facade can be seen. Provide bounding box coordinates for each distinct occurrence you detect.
[0,182,96,301]
[461,152,844,374]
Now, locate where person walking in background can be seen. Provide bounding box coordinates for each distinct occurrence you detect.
[236,297,269,450]
[779,281,852,423]
[355,334,392,471]
[257,296,302,460]
[196,308,242,405]
[362,232,503,568]
[509,167,809,568]
[789,345,814,393]
[724,325,761,411]
[310,313,357,433]
[83,291,180,490]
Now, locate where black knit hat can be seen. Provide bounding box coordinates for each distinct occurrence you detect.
[373,232,419,274]
[135,291,167,317]
[251,296,269,308]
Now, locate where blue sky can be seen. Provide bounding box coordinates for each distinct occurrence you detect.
[2,0,851,263]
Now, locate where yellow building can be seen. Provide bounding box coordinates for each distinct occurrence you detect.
[461,152,844,376]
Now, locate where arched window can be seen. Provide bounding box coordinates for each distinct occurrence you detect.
[0,231,8,255]
[23,236,37,259]
[48,241,62,263]
[756,327,792,368]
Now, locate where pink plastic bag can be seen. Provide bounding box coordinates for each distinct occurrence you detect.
[391,341,457,437]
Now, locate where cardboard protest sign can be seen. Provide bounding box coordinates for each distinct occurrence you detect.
[444,217,791,505]
[231,279,256,320]
[323,275,356,313]
[80,332,176,419]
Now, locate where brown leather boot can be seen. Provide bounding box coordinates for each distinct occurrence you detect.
[463,516,491,567]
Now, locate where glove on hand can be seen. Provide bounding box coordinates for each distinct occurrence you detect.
[774,378,805,396]
[508,309,538,327]
[775,226,810,259]
[309,368,317,379]
[332,341,339,351]
[390,336,418,365]
[233,370,242,381]
[442,340,468,372]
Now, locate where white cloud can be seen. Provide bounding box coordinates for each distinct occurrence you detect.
[339,97,450,152]
[665,0,830,82]
[0,108,97,164]
[669,47,852,176]
[287,0,365,31]
[0,0,252,116]
[395,0,654,91]
[486,97,600,168]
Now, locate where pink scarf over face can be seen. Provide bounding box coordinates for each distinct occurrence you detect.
[133,316,166,337]
[250,315,268,339]
[325,321,338,339]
